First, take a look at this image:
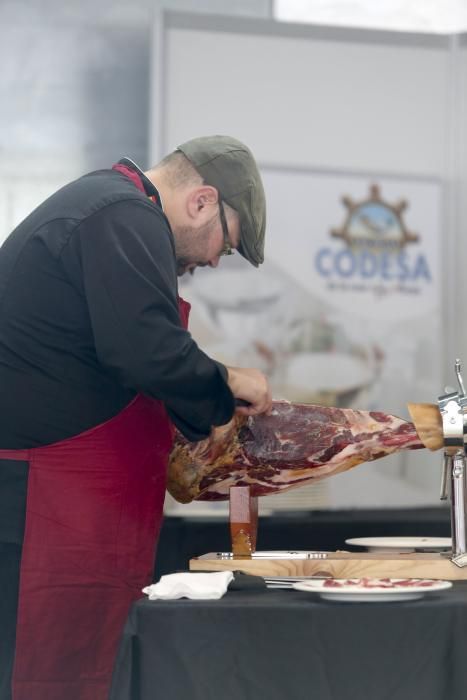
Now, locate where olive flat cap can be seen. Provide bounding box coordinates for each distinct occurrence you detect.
[176,135,266,266]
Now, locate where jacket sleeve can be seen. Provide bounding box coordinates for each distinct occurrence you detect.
[74,198,235,441]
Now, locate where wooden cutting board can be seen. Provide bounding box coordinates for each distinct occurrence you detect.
[190,551,467,580]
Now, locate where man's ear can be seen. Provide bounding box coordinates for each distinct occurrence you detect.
[186,185,218,220]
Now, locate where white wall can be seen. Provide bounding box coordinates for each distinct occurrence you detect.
[163,26,448,177]
[0,0,271,242]
[457,37,467,364]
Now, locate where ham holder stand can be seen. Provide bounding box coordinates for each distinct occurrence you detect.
[190,360,467,580]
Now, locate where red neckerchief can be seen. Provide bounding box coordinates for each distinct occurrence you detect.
[112,162,160,205]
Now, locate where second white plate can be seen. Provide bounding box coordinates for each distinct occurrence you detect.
[345,536,452,553]
[293,577,452,602]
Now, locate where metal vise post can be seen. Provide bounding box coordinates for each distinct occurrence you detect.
[438,359,467,565]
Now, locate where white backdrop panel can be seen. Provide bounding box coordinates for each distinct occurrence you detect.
[165,26,448,176]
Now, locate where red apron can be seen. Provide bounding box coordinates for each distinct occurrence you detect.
[1,298,191,700]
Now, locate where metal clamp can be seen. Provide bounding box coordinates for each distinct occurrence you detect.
[438,359,467,564]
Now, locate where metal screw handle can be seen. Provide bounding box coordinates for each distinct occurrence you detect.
[440,454,451,500]
[455,358,466,397]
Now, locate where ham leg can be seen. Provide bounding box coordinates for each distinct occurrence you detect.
[407,402,444,451]
[167,400,429,504]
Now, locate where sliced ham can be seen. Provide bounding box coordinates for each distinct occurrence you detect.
[167,400,428,503]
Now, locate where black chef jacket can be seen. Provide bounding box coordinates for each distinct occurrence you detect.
[0,161,238,697]
[0,160,235,450]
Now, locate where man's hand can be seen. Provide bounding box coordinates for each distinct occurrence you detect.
[226,366,273,416]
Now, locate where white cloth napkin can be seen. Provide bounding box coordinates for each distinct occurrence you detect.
[142,571,234,600]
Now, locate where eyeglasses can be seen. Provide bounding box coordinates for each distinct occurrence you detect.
[218,200,234,257]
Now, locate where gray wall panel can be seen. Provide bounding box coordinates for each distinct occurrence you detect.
[0,0,271,236]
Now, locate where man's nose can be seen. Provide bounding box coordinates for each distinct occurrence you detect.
[208,256,220,268]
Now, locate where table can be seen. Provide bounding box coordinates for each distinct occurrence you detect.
[154,507,451,578]
[110,580,467,700]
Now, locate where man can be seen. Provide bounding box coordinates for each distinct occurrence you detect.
[0,135,272,700]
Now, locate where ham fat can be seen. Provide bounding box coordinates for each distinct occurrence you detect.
[167,400,426,503]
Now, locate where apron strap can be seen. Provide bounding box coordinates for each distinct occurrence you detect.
[0,449,29,461]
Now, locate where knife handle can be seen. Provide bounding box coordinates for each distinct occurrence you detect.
[235,399,251,408]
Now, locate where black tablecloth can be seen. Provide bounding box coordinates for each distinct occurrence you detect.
[110,580,467,700]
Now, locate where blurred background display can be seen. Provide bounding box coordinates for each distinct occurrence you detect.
[2,0,467,515]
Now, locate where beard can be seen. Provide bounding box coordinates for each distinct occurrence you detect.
[176,257,191,277]
[173,215,218,276]
[177,263,209,277]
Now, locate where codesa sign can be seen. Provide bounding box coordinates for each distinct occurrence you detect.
[262,170,441,324]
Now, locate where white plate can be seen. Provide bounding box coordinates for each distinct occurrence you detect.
[345,537,452,553]
[293,578,452,602]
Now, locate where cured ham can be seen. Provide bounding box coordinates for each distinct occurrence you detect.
[167,400,427,503]
[322,578,440,589]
